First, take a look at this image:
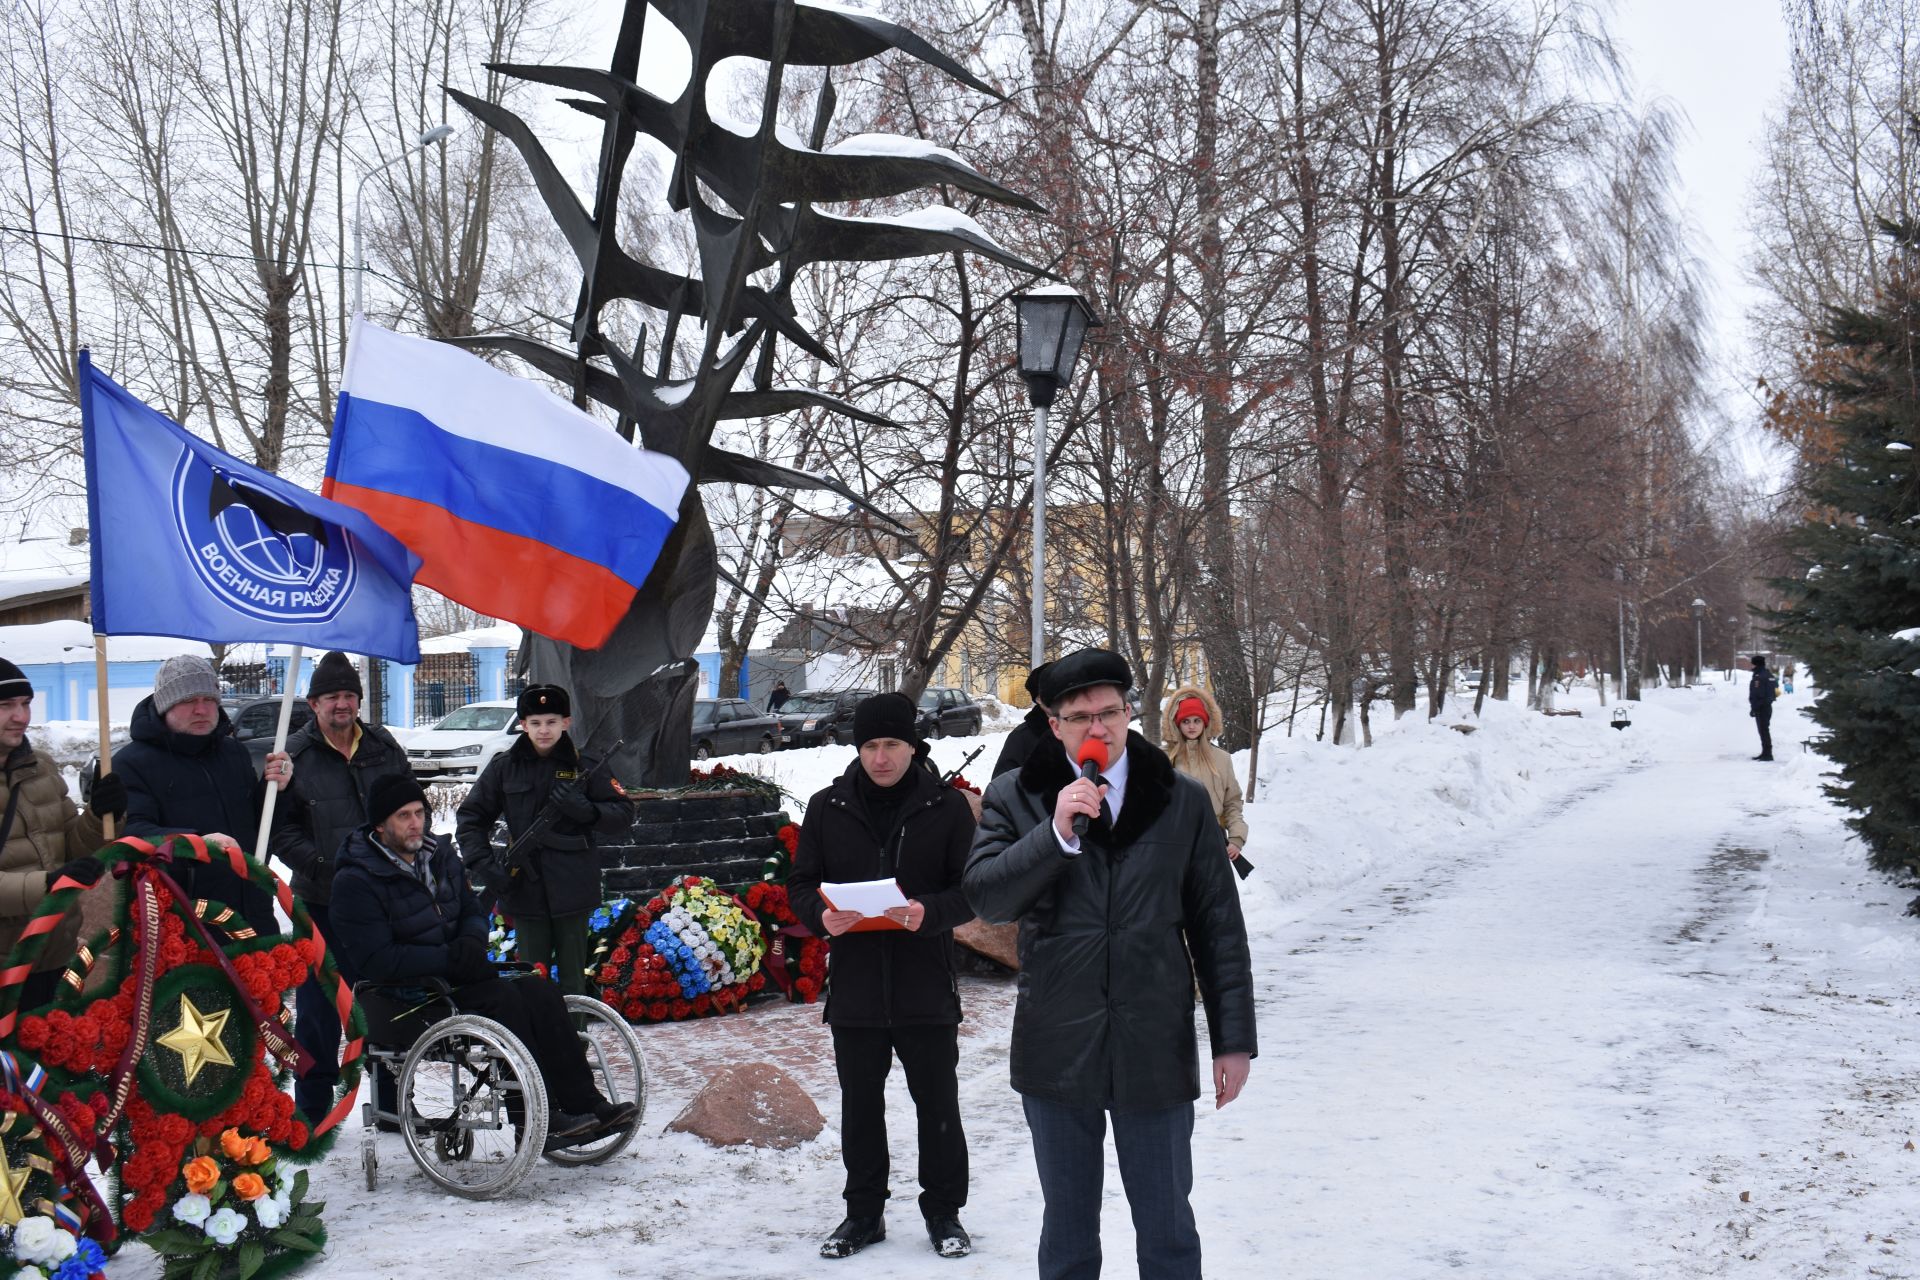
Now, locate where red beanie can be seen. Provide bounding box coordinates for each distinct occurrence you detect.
[1175,696,1209,725]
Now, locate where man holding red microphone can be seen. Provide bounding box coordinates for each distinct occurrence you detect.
[965,648,1256,1280]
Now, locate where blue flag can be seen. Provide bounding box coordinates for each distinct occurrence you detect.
[79,351,422,663]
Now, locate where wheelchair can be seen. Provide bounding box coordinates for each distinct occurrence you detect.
[354,970,647,1200]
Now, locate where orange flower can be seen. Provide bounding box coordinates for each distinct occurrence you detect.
[242,1137,271,1166]
[219,1128,248,1161]
[231,1172,268,1201]
[182,1156,220,1194]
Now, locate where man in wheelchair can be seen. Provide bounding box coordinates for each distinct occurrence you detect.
[329,774,638,1146]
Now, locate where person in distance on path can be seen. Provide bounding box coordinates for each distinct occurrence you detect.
[788,692,978,1261]
[1748,654,1779,761]
[965,647,1256,1280]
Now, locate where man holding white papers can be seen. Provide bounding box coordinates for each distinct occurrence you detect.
[788,692,978,1262]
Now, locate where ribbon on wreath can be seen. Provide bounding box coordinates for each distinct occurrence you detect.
[0,1049,116,1241]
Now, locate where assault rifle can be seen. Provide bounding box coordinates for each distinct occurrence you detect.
[501,738,628,884]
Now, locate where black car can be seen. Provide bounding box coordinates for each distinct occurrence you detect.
[226,695,316,777]
[781,688,878,747]
[691,697,785,759]
[915,687,984,739]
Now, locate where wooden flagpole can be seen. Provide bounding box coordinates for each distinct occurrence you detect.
[92,633,114,841]
[252,645,304,867]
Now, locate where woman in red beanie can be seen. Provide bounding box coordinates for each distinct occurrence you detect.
[1160,685,1247,863]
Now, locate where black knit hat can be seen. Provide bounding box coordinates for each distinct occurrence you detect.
[1751,654,1768,668]
[852,692,919,748]
[307,651,362,700]
[1038,648,1133,707]
[517,684,570,718]
[1023,660,1052,706]
[0,658,30,702]
[367,773,428,828]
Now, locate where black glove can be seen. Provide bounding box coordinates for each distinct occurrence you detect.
[88,771,127,822]
[549,781,598,826]
[47,857,106,891]
[447,935,495,984]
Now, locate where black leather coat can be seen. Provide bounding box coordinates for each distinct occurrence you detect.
[964,731,1257,1109]
[788,761,976,1028]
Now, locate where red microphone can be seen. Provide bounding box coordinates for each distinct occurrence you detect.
[1072,739,1110,838]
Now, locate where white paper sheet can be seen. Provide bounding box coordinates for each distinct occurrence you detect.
[820,878,910,917]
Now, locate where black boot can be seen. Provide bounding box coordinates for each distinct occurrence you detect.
[820,1215,885,1259]
[926,1216,971,1258]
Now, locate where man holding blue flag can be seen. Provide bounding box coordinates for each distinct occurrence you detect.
[79,351,422,666]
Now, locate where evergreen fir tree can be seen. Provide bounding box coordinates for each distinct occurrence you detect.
[1771,220,1920,885]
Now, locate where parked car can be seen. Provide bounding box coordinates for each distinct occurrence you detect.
[227,695,317,777]
[915,687,985,739]
[691,698,785,759]
[404,700,521,780]
[781,688,878,747]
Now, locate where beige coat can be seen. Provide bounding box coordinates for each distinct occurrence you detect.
[1160,685,1248,847]
[0,744,102,972]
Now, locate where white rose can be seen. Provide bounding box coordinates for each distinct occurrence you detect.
[203,1206,247,1246]
[172,1193,213,1227]
[253,1192,292,1230]
[11,1216,63,1266]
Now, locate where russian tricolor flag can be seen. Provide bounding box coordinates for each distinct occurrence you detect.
[326,321,690,649]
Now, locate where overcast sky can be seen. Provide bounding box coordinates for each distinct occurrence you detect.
[1606,0,1793,478]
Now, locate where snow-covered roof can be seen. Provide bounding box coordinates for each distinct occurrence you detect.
[1,619,214,665]
[0,573,87,606]
[418,623,526,655]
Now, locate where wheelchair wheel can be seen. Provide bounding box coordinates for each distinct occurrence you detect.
[544,995,647,1167]
[397,1014,547,1199]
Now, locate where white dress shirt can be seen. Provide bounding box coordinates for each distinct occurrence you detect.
[1053,742,1130,855]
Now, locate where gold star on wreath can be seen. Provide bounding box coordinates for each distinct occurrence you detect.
[0,1157,30,1227]
[156,993,235,1086]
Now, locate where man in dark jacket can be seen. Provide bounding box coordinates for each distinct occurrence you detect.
[964,648,1256,1280]
[329,774,635,1145]
[455,685,627,995]
[789,692,977,1261]
[267,650,410,1125]
[117,654,288,936]
[990,662,1052,778]
[1748,654,1779,761]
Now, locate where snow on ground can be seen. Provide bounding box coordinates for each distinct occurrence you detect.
[111,680,1920,1278]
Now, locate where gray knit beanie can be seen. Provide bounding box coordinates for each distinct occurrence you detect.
[153,654,220,715]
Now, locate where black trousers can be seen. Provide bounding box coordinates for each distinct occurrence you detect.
[831,1023,967,1221]
[1754,708,1773,757]
[361,973,601,1116]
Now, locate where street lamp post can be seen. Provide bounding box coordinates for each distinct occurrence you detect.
[1013,287,1101,673]
[1614,564,1628,701]
[1691,598,1706,682]
[350,125,452,727]
[352,125,455,321]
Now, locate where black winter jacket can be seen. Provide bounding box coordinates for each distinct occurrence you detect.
[453,734,627,918]
[268,718,409,906]
[115,697,279,934]
[1749,667,1778,714]
[328,828,485,984]
[788,761,976,1028]
[964,730,1257,1110]
[991,705,1053,779]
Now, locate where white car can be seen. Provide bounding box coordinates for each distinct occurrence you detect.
[405,700,520,781]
